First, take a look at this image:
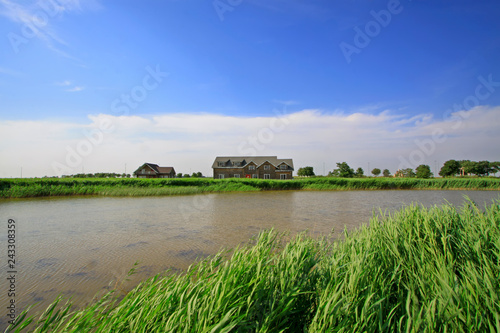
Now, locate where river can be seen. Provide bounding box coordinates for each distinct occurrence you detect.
[1,190,499,329]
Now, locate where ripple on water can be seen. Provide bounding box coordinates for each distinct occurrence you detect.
[1,190,499,332]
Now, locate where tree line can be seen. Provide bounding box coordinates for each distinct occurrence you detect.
[61,173,132,178]
[176,172,203,178]
[439,160,500,177]
[57,172,205,178]
[297,160,500,179]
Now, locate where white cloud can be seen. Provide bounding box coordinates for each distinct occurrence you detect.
[0,106,499,178]
[0,0,101,56]
[54,80,85,92]
[66,86,85,92]
[55,80,72,86]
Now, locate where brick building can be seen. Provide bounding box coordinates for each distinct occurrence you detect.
[212,156,294,180]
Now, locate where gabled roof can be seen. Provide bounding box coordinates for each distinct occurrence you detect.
[157,167,175,174]
[212,156,294,170]
[133,163,175,175]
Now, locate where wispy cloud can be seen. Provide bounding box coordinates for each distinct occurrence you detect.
[55,80,72,86]
[0,0,101,57]
[66,86,85,92]
[1,106,499,177]
[54,80,84,92]
[0,66,22,76]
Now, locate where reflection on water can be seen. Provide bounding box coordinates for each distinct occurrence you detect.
[0,190,499,329]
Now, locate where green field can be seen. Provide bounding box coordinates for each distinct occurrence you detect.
[9,198,500,332]
[1,177,500,198]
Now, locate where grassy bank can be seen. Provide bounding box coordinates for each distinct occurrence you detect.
[1,177,500,198]
[9,199,500,332]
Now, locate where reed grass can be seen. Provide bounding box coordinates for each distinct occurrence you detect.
[1,177,499,199]
[8,198,500,332]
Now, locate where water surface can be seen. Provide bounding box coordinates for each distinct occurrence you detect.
[0,190,499,329]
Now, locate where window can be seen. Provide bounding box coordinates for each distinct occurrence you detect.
[234,162,240,166]
[264,165,270,170]
[252,174,258,178]
[234,174,240,178]
[218,174,225,179]
[280,165,287,170]
[280,174,287,180]
[248,165,255,170]
[218,162,225,167]
[264,174,271,179]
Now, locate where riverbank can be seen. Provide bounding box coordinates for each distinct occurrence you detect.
[1,177,500,198]
[9,199,500,332]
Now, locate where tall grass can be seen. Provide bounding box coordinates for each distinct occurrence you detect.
[1,177,499,198]
[9,198,500,332]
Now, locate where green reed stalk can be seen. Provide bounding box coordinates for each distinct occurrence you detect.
[1,177,499,198]
[8,198,500,332]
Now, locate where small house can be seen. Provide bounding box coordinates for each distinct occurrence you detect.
[134,163,176,178]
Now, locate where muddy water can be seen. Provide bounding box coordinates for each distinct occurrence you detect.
[1,190,499,329]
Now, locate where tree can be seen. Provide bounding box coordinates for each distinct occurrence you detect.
[382,169,391,177]
[183,174,191,178]
[395,168,415,178]
[460,160,477,176]
[491,161,500,176]
[439,160,460,177]
[475,161,494,176]
[355,167,364,178]
[332,162,354,178]
[297,166,315,177]
[415,164,433,178]
[177,173,183,178]
[371,168,381,177]
[328,169,339,177]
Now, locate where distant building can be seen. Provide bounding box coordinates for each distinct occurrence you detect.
[133,163,176,178]
[212,156,294,180]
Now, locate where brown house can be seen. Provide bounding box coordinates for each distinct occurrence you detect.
[212,156,294,180]
[133,163,176,178]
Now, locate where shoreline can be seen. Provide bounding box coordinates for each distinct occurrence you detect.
[9,198,500,332]
[1,177,500,199]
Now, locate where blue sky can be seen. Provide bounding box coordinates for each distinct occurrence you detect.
[1,0,500,177]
